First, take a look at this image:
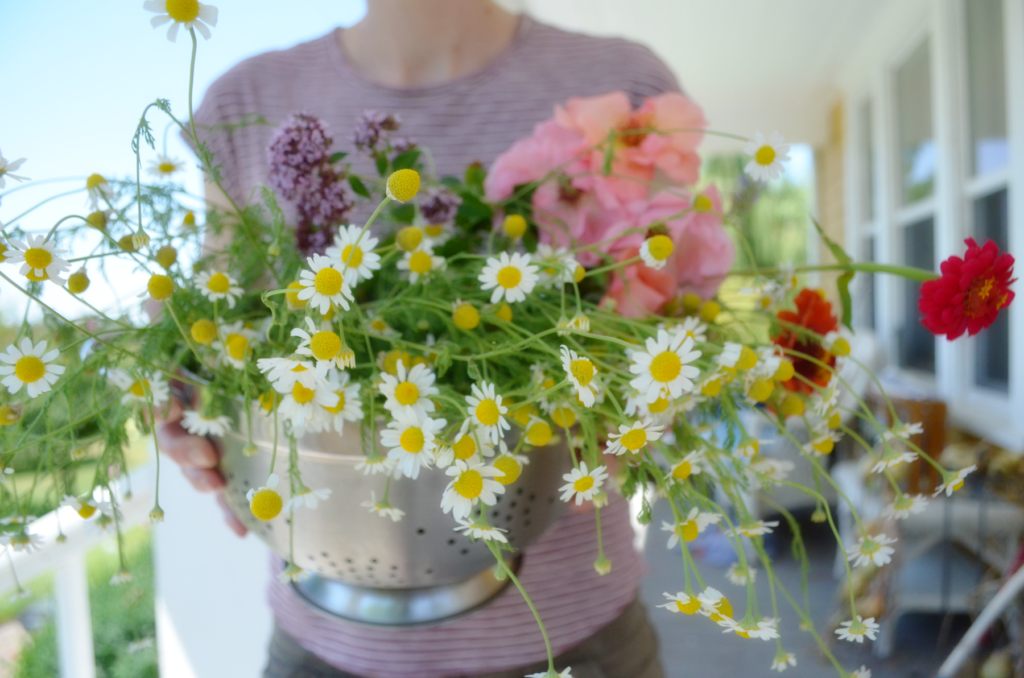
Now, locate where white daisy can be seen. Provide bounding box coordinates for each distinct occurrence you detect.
[5,235,71,286]
[662,316,707,344]
[605,418,663,456]
[256,357,319,392]
[246,474,283,521]
[725,563,757,586]
[181,411,231,437]
[326,224,381,285]
[525,668,573,678]
[535,244,584,287]
[662,508,721,548]
[194,270,243,309]
[771,652,797,672]
[883,494,928,520]
[883,421,924,442]
[379,359,439,421]
[380,410,446,479]
[0,339,65,398]
[275,363,338,432]
[696,587,734,620]
[440,459,505,520]
[720,617,779,640]
[871,448,918,474]
[397,248,446,284]
[934,465,976,497]
[744,131,790,182]
[353,455,397,476]
[422,223,452,248]
[749,458,794,485]
[143,0,218,41]
[638,234,674,270]
[1,531,44,553]
[850,666,872,678]
[731,520,779,538]
[465,381,510,445]
[296,254,354,315]
[278,563,310,584]
[290,317,347,369]
[320,370,363,434]
[212,321,257,370]
[60,495,113,520]
[559,345,599,408]
[361,491,405,522]
[84,174,113,210]
[108,369,169,408]
[0,150,28,188]
[847,533,897,568]
[147,154,183,178]
[285,487,331,511]
[835,616,880,643]
[556,313,591,335]
[628,329,701,403]
[667,451,705,482]
[109,569,133,585]
[658,591,701,615]
[559,462,607,506]
[478,251,539,304]
[366,314,399,339]
[453,517,508,543]
[810,376,840,416]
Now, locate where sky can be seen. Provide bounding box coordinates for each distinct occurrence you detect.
[0,0,811,325]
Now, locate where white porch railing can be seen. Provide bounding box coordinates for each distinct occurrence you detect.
[0,464,155,678]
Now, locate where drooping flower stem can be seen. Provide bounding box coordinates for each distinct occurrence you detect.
[487,542,554,674]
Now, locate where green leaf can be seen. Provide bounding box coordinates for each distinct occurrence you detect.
[811,216,855,330]
[348,175,370,198]
[329,151,348,164]
[464,162,486,192]
[811,216,851,265]
[455,193,493,229]
[389,203,415,224]
[375,155,388,177]
[637,492,652,526]
[391,149,421,171]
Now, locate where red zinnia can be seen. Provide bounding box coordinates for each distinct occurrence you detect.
[773,288,839,394]
[919,238,1016,339]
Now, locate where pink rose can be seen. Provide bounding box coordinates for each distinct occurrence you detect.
[672,184,734,298]
[601,246,678,318]
[484,120,587,202]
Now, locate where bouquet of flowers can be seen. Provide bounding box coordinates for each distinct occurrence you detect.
[0,5,1016,677]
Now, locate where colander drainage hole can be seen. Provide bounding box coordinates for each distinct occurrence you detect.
[390,565,399,570]
[416,528,426,535]
[345,558,353,563]
[547,497,555,504]
[516,488,524,496]
[529,493,536,502]
[321,551,329,558]
[460,548,469,555]
[425,569,434,575]
[242,480,250,487]
[491,510,500,518]
[447,538,456,545]
[505,515,513,522]
[370,558,378,564]
[509,501,517,508]
[523,507,531,515]
[524,519,532,527]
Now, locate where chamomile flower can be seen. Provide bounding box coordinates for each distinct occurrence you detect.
[278,563,310,584]
[181,411,232,437]
[535,244,584,286]
[465,381,510,444]
[725,563,757,586]
[422,223,452,248]
[835,616,880,643]
[478,251,539,304]
[379,359,439,420]
[850,666,872,678]
[397,248,445,284]
[744,131,790,182]
[143,0,219,41]
[525,669,573,678]
[662,508,721,548]
[285,486,331,511]
[0,150,28,188]
[935,465,976,496]
[883,421,924,442]
[0,339,65,398]
[247,474,282,521]
[847,533,897,567]
[668,316,707,344]
[275,363,338,431]
[559,462,607,506]
[84,174,113,210]
[109,569,133,585]
[147,154,183,178]
[658,591,702,615]
[361,491,405,522]
[194,270,243,309]
[720,617,778,640]
[257,357,319,392]
[60,495,112,520]
[108,369,169,408]
[296,254,354,315]
[326,224,381,284]
[628,328,701,403]
[212,321,257,370]
[697,587,734,621]
[1,531,44,553]
[667,451,704,482]
[883,494,928,520]
[366,314,399,339]
[291,317,347,369]
[559,345,599,408]
[771,652,797,672]
[556,313,591,335]
[639,234,674,270]
[353,455,396,476]
[381,410,446,479]
[441,459,505,520]
[749,458,794,485]
[5,235,71,285]
[320,370,363,434]
[731,520,779,538]
[453,517,508,543]
[871,448,917,474]
[605,418,663,456]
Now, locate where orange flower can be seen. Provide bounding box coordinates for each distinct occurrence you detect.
[773,289,838,394]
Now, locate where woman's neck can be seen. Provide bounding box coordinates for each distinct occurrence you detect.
[340,0,520,88]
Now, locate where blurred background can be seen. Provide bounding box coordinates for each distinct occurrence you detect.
[1,1,1022,677]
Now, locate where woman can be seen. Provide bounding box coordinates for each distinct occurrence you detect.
[163,1,683,676]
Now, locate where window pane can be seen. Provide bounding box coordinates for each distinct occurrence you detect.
[859,101,875,221]
[966,0,1009,176]
[896,40,935,205]
[974,188,1010,391]
[899,218,935,373]
[858,237,877,330]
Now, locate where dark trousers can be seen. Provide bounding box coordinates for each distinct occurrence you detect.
[264,596,665,678]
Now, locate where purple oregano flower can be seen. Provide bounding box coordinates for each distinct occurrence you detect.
[419,186,462,224]
[351,110,402,153]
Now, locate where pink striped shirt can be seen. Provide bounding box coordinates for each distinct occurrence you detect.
[190,15,679,676]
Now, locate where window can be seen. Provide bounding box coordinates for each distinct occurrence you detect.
[973,189,1010,391]
[898,218,935,373]
[858,101,876,220]
[856,101,877,331]
[895,39,935,205]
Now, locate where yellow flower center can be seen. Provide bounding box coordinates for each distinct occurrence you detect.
[646,235,674,261]
[454,470,484,498]
[341,245,363,268]
[649,351,682,382]
[250,488,283,521]
[512,403,534,426]
[573,265,586,283]
[699,300,721,322]
[286,281,307,309]
[77,504,97,519]
[396,226,423,252]
[85,173,106,190]
[424,224,444,237]
[291,382,316,405]
[86,211,107,230]
[24,248,52,270]
[503,214,527,239]
[156,246,177,269]
[399,427,424,453]
[190,319,217,345]
[310,331,342,361]
[476,399,500,426]
[773,360,795,382]
[551,406,576,428]
[68,270,90,295]
[453,303,480,330]
[496,265,522,289]
[387,169,421,202]
[860,540,881,555]
[226,334,249,362]
[165,0,200,22]
[0,404,23,426]
[648,396,669,413]
[747,378,774,402]
[569,358,594,387]
[452,434,476,460]
[207,272,231,294]
[394,381,419,406]
[672,461,692,481]
[526,420,552,446]
[408,251,433,275]
[828,412,842,428]
[541,377,556,390]
[313,267,343,297]
[693,194,713,212]
[493,456,522,485]
[701,378,722,397]
[183,211,196,226]
[381,350,411,375]
[812,437,835,454]
[324,391,346,414]
[950,479,965,492]
[158,161,177,174]
[129,379,150,398]
[259,391,279,412]
[780,393,805,417]
[14,356,46,384]
[680,520,699,542]
[675,598,701,614]
[620,428,647,451]
[573,476,594,493]
[735,346,758,371]
[755,145,776,166]
[148,274,174,301]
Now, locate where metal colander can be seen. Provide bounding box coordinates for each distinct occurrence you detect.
[219,406,570,589]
